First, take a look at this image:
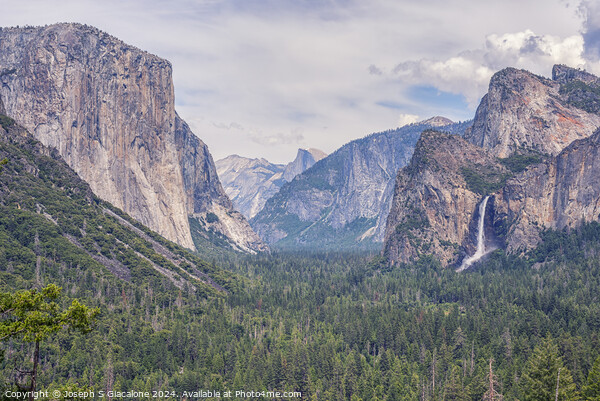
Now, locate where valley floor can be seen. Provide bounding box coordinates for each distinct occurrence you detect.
[2,227,600,400]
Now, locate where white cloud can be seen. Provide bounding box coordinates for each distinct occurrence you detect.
[392,30,586,107]
[578,0,600,73]
[0,0,590,163]
[397,114,420,127]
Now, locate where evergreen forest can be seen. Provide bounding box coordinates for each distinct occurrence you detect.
[1,115,600,401]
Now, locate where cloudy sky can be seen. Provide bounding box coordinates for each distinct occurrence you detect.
[1,0,600,163]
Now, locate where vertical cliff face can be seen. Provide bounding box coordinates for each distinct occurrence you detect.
[495,129,600,251]
[0,23,265,252]
[384,66,600,267]
[175,116,268,252]
[216,155,285,220]
[383,131,508,267]
[465,66,600,157]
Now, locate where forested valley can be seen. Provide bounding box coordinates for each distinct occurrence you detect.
[3,219,600,400]
[1,70,600,400]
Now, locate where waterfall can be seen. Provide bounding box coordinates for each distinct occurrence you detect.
[457,196,490,272]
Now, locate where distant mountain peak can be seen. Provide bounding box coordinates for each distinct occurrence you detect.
[306,148,327,161]
[251,120,473,250]
[216,148,327,219]
[419,116,454,127]
[282,148,328,182]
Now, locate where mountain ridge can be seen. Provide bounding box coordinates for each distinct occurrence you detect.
[0,110,234,294]
[464,66,600,157]
[251,118,472,249]
[216,147,326,219]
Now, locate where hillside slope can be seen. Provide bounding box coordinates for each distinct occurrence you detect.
[0,109,236,295]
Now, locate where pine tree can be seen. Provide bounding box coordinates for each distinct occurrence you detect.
[521,337,579,401]
[0,284,99,401]
[443,365,468,401]
[584,355,600,401]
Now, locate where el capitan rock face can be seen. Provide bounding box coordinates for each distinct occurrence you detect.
[465,66,600,158]
[0,23,265,253]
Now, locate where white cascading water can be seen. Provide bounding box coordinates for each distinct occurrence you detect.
[457,196,490,272]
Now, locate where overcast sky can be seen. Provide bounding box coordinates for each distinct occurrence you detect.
[1,0,600,163]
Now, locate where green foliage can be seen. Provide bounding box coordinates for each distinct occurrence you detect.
[460,165,511,195]
[560,80,600,113]
[205,212,219,223]
[521,336,579,401]
[584,356,600,400]
[1,226,600,399]
[0,131,234,294]
[1,117,600,399]
[189,215,240,259]
[0,115,15,130]
[0,284,98,396]
[499,151,545,173]
[0,284,99,343]
[395,208,430,234]
[527,222,600,265]
[274,216,380,251]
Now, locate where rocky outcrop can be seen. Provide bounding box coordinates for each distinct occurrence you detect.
[495,128,600,251]
[216,155,285,220]
[552,64,599,85]
[251,119,472,250]
[282,148,326,182]
[0,23,265,253]
[465,66,600,157]
[175,116,268,252]
[383,66,600,267]
[383,131,509,266]
[216,148,326,220]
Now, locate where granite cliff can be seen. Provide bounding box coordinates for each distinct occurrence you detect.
[465,66,600,157]
[251,118,471,250]
[216,148,326,220]
[0,23,266,253]
[495,129,600,252]
[383,131,509,267]
[385,65,600,267]
[0,111,233,293]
